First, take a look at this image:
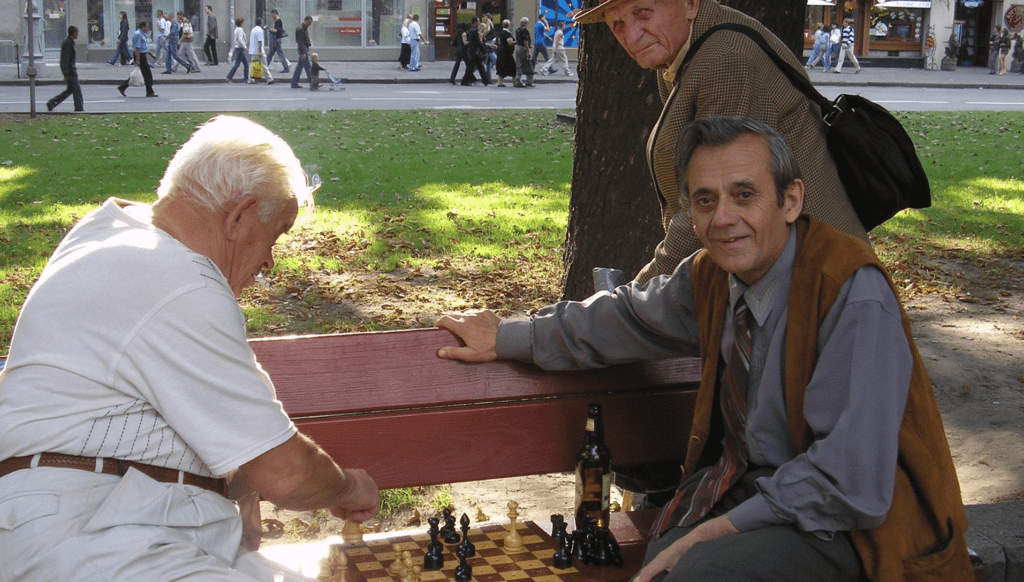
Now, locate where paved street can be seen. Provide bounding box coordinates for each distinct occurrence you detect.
[2,58,1023,114]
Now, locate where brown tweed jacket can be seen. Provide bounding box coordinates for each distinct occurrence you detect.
[635,0,868,284]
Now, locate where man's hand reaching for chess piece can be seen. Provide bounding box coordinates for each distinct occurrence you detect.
[435,310,501,362]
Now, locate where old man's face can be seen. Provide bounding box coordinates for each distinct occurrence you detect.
[604,0,699,70]
[687,134,803,285]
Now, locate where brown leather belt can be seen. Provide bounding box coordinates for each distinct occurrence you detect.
[0,453,227,496]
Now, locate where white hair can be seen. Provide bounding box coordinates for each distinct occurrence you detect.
[157,116,314,223]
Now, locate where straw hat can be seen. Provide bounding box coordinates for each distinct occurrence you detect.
[573,0,633,24]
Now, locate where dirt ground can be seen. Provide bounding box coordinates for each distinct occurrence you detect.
[259,252,1024,546]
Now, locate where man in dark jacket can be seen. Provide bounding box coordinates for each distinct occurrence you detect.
[48,26,84,112]
[204,5,219,65]
[290,15,313,88]
[461,17,491,86]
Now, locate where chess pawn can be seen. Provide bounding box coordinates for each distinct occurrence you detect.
[552,530,573,570]
[570,528,589,564]
[390,544,405,575]
[424,517,444,570]
[503,501,525,553]
[343,519,364,544]
[454,544,472,582]
[324,543,348,582]
[443,510,461,544]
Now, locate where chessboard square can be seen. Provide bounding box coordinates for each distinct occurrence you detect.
[476,541,499,551]
[420,571,447,581]
[410,533,430,542]
[350,554,384,565]
[476,573,505,582]
[484,556,513,566]
[534,575,569,582]
[356,563,388,575]
[367,576,395,582]
[486,531,507,541]
[524,566,557,577]
[474,565,498,576]
[521,535,543,545]
[513,560,546,570]
[346,547,374,557]
[498,570,530,580]
[529,549,555,559]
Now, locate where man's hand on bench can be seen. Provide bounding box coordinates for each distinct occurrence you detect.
[435,310,501,362]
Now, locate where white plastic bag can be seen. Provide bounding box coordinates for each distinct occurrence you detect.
[128,66,144,87]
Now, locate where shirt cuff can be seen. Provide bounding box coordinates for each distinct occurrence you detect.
[726,493,787,533]
[495,319,533,362]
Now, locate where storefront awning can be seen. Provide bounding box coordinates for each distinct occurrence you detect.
[875,0,932,7]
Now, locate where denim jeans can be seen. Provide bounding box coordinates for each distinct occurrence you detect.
[226,47,249,81]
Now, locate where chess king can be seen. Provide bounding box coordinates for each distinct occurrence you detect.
[436,117,972,582]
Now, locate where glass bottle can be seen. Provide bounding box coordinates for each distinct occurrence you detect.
[574,403,611,529]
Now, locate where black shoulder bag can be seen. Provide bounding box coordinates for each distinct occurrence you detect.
[682,23,931,231]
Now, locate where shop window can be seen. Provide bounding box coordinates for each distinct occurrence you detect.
[870,7,924,43]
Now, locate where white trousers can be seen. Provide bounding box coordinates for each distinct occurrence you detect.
[0,467,314,582]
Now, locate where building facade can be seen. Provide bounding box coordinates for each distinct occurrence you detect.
[804,0,1023,69]
[2,0,567,65]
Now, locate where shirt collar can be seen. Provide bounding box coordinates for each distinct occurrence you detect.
[728,225,797,327]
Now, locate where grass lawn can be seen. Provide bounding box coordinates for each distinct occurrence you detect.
[1,109,1023,353]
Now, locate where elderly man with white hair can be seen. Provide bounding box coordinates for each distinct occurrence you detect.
[0,116,379,582]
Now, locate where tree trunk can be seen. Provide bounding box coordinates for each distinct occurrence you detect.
[561,23,663,301]
[561,0,808,301]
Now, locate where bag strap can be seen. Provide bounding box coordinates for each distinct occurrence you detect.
[681,22,834,115]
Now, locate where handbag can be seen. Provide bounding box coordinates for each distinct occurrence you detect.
[250,59,263,79]
[128,66,144,87]
[682,23,931,231]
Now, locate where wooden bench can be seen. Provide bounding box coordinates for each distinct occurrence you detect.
[247,327,702,580]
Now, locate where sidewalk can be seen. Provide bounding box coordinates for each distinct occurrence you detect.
[2,57,1024,89]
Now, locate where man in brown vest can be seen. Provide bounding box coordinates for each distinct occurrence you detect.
[435,117,971,581]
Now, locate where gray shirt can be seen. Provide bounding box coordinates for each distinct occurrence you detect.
[497,227,912,537]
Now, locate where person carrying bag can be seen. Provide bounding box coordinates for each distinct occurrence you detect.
[682,23,931,230]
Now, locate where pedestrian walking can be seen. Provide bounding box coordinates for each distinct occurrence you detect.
[179,15,203,73]
[117,20,156,98]
[108,12,132,66]
[204,6,219,66]
[805,23,827,70]
[408,13,427,71]
[290,16,313,88]
[513,17,534,88]
[540,21,571,76]
[531,13,551,68]
[225,18,249,83]
[398,15,412,70]
[163,12,195,74]
[47,26,84,112]
[266,9,291,73]
[153,11,169,65]
[834,18,861,73]
[248,19,274,84]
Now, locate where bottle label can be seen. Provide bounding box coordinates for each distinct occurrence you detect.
[586,418,595,432]
[601,472,611,509]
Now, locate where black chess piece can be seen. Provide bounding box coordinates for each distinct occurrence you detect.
[442,509,461,544]
[598,527,624,568]
[454,544,472,582]
[570,527,590,564]
[591,527,611,566]
[552,526,573,570]
[456,513,476,558]
[551,515,566,548]
[424,516,445,570]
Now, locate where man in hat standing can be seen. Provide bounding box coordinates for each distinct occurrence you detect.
[572,0,867,285]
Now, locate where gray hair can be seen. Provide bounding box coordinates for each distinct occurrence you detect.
[674,116,801,207]
[157,116,314,223]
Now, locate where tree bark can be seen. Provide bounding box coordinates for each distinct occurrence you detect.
[561,0,808,301]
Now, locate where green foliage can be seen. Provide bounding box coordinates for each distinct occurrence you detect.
[430,485,454,513]
[379,487,419,519]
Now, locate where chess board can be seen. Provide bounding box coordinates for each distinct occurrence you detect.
[338,522,639,582]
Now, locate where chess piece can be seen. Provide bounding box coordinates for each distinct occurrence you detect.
[503,501,525,553]
[342,519,364,544]
[456,513,476,558]
[570,528,589,564]
[424,517,445,570]
[390,543,405,575]
[591,527,611,566]
[552,530,573,570]
[320,543,347,582]
[401,550,415,581]
[442,508,461,544]
[551,515,567,548]
[599,527,624,568]
[454,544,472,582]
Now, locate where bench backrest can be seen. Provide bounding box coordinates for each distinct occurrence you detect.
[248,328,700,491]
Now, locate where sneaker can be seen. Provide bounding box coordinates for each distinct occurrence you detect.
[268,79,275,85]
[46,101,55,111]
[291,84,303,88]
[855,69,861,74]
[145,93,158,97]
[117,85,127,96]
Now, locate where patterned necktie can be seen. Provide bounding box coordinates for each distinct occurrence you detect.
[653,297,753,533]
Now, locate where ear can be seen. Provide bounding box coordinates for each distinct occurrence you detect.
[223,195,260,242]
[684,0,700,19]
[782,179,805,224]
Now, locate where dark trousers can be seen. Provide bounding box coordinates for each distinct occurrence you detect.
[530,43,549,67]
[48,74,84,111]
[119,56,154,95]
[449,49,466,83]
[461,54,490,85]
[291,51,311,86]
[643,468,865,582]
[204,36,218,65]
[398,43,411,67]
